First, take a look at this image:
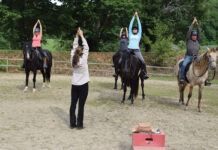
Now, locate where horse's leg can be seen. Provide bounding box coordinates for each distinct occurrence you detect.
[120,79,124,90]
[32,71,37,93]
[179,84,185,105]
[41,69,46,88]
[114,72,118,89]
[121,84,127,105]
[46,67,51,88]
[24,70,29,92]
[141,76,145,100]
[198,84,203,112]
[130,84,134,106]
[185,86,193,111]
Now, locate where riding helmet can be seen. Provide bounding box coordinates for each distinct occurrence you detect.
[132,25,138,30]
[35,28,40,33]
[191,30,197,36]
[122,32,126,36]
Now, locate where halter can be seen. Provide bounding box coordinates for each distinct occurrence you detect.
[192,54,216,78]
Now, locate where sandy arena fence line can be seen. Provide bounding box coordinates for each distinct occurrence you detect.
[0,57,175,76]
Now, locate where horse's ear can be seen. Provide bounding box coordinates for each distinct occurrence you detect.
[206,47,211,53]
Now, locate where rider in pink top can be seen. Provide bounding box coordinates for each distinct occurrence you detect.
[32,19,47,68]
[21,19,47,68]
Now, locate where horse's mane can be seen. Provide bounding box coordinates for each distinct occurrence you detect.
[195,51,207,62]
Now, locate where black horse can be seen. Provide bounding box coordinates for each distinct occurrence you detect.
[120,51,145,105]
[112,51,124,89]
[23,42,52,92]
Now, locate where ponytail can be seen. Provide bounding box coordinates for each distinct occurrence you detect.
[73,46,83,67]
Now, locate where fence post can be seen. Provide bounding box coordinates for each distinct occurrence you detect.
[52,58,55,74]
[6,57,8,72]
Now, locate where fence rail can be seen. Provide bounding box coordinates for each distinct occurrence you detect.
[0,57,176,76]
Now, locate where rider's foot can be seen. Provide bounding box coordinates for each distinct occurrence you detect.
[205,80,211,86]
[144,73,149,80]
[43,63,47,69]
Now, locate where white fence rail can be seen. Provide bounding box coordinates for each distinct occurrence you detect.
[0,57,175,76]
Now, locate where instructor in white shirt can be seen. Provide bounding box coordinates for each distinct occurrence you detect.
[70,28,90,129]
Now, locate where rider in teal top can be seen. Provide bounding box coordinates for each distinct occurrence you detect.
[128,12,149,79]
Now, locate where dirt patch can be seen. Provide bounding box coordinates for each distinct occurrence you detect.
[0,73,218,150]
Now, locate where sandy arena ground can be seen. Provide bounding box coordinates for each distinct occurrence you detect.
[0,72,218,150]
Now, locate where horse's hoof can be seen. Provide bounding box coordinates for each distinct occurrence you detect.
[130,104,134,107]
[198,109,203,113]
[184,107,188,111]
[113,87,117,90]
[42,83,46,88]
[120,102,124,105]
[178,102,182,106]
[47,84,51,88]
[23,87,28,92]
[32,88,36,93]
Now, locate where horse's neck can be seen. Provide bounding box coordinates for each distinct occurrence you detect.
[192,54,209,75]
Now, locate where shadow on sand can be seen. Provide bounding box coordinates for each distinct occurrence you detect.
[50,106,69,126]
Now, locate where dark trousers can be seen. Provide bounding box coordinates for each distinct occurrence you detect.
[70,82,89,127]
[33,47,44,58]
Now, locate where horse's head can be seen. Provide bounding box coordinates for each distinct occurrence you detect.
[206,47,218,70]
[122,51,131,74]
[23,42,32,60]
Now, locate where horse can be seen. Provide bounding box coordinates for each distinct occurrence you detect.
[175,47,217,112]
[112,51,124,89]
[120,50,145,105]
[23,42,52,92]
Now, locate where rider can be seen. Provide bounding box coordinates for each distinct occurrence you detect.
[128,12,149,79]
[180,17,200,84]
[113,27,128,77]
[21,19,47,68]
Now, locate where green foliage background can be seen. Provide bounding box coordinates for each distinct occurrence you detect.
[0,0,217,53]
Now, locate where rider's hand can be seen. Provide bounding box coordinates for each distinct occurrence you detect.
[192,17,197,24]
[78,29,84,38]
[135,12,138,18]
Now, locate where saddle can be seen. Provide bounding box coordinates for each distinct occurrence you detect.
[34,48,49,61]
[179,58,196,83]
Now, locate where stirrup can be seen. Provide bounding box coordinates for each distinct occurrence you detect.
[43,63,47,69]
[179,79,185,84]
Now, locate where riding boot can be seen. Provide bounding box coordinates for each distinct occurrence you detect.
[141,63,149,79]
[20,62,25,68]
[43,58,47,68]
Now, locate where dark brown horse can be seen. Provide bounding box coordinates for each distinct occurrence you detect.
[120,51,145,105]
[23,42,52,92]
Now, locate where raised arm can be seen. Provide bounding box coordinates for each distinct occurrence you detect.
[70,32,79,62]
[126,27,128,38]
[129,16,135,36]
[33,20,38,35]
[120,28,123,38]
[196,20,201,41]
[186,18,196,41]
[136,16,142,38]
[38,20,43,36]
[79,29,89,59]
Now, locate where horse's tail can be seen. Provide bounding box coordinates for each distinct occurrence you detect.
[132,77,139,99]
